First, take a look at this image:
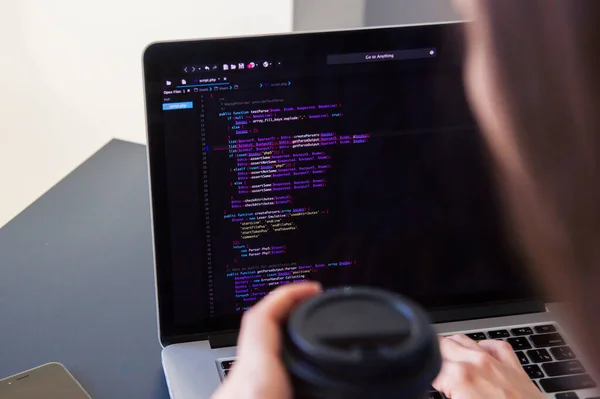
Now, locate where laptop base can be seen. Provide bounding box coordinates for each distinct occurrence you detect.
[162,305,598,399]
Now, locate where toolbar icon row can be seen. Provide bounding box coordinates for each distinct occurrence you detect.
[184,61,280,73]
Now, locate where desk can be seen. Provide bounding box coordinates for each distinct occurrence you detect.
[0,140,169,399]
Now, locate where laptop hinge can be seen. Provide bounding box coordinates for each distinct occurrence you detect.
[429,299,545,324]
[209,331,239,349]
[171,300,544,347]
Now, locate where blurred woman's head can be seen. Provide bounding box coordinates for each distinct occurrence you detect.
[454,0,600,363]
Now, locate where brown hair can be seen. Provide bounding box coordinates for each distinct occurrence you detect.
[463,0,600,362]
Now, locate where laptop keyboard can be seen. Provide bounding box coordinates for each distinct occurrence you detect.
[217,322,598,398]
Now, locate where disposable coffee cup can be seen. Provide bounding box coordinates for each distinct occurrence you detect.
[282,287,441,399]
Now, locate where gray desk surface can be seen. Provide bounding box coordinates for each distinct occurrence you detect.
[0,140,169,399]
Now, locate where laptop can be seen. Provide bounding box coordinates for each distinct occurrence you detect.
[143,22,599,399]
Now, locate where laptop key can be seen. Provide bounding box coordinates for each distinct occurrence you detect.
[515,351,529,365]
[528,349,553,363]
[466,332,487,341]
[427,392,443,399]
[487,329,510,339]
[542,361,586,377]
[531,333,566,348]
[534,324,557,334]
[539,375,597,393]
[512,327,534,336]
[556,393,579,399]
[221,360,235,370]
[508,337,532,350]
[551,346,577,361]
[523,365,545,379]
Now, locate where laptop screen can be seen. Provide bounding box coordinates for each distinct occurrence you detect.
[144,23,534,339]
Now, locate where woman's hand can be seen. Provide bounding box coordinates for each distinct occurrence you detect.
[433,335,545,399]
[211,282,322,399]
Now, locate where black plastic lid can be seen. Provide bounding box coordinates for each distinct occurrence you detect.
[283,287,441,392]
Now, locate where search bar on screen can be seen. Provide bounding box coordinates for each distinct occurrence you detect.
[327,48,436,65]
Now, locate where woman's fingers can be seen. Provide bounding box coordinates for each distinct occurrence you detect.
[237,282,322,358]
[435,335,545,398]
[439,336,488,364]
[443,336,523,371]
[478,339,523,370]
[435,338,498,398]
[433,360,482,396]
[214,283,322,399]
[446,334,484,351]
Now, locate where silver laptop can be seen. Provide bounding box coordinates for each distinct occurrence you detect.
[143,22,599,399]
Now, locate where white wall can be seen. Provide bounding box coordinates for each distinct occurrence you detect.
[294,0,366,31]
[0,0,293,228]
[293,0,457,31]
[364,0,457,26]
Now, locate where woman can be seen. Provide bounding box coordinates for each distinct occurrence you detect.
[213,1,600,397]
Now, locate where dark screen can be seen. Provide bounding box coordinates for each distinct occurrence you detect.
[144,24,533,338]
